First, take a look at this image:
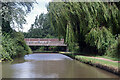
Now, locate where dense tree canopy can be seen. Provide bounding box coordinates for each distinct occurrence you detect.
[48,2,120,57]
[0,2,34,60]
[1,1,120,60]
[24,13,57,38]
[1,2,34,33]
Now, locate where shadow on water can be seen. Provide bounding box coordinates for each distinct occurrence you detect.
[2,53,120,78]
[2,57,26,64]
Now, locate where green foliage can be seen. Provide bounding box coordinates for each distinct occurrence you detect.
[49,46,59,51]
[48,2,120,58]
[0,2,34,30]
[23,13,57,38]
[34,46,65,52]
[2,34,17,60]
[118,37,120,53]
[106,35,120,58]
[11,31,32,54]
[0,26,2,60]
[85,27,116,55]
[35,46,45,52]
[1,32,32,61]
[0,45,2,59]
[0,2,33,61]
[75,55,119,68]
[65,22,79,52]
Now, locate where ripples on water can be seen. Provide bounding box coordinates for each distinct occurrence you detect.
[24,54,73,61]
[2,53,119,78]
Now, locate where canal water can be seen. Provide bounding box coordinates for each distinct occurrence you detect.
[2,53,119,78]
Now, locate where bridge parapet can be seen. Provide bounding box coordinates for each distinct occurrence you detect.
[24,38,67,46]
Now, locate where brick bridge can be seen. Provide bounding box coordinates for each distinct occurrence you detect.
[24,38,67,46]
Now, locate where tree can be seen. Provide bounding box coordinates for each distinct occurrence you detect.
[0,2,34,60]
[1,2,34,33]
[24,13,57,38]
[48,2,120,57]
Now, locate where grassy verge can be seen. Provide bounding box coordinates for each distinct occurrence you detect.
[75,55,120,75]
[75,55,119,68]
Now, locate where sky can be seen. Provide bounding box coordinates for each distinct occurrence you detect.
[22,0,51,32]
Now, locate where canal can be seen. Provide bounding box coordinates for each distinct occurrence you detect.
[2,53,119,78]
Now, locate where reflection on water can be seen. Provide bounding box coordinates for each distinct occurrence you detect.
[2,53,119,78]
[24,54,73,61]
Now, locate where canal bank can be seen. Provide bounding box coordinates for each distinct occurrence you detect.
[62,53,120,76]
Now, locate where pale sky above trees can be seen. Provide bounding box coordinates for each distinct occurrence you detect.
[22,0,51,32]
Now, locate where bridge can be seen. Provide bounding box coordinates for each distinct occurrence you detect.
[24,38,67,46]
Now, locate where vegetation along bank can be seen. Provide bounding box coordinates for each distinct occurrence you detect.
[49,2,120,75]
[0,2,34,61]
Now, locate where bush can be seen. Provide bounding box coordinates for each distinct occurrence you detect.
[1,34,17,60]
[1,32,32,61]
[105,40,118,57]
[85,27,116,55]
[118,38,120,54]
[106,35,120,58]
[35,46,45,52]
[68,42,80,53]
[11,32,32,54]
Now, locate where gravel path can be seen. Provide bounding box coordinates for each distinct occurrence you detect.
[89,57,120,63]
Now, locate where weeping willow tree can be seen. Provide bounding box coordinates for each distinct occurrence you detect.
[48,2,120,57]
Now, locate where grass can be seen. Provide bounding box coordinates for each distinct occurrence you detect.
[75,55,119,68]
[63,53,120,75]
